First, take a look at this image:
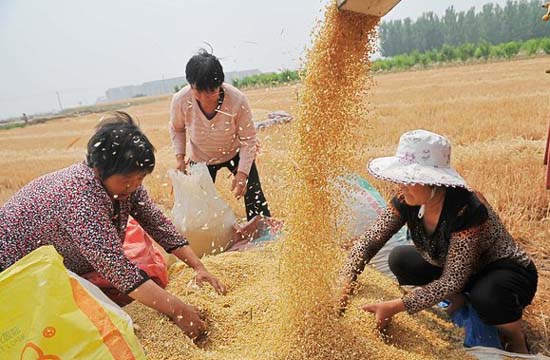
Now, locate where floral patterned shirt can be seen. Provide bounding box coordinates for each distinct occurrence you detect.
[0,162,188,294]
[342,187,532,313]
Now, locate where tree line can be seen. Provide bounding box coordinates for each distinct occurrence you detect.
[372,37,550,71]
[231,70,300,88]
[173,70,300,92]
[380,0,549,56]
[230,37,550,88]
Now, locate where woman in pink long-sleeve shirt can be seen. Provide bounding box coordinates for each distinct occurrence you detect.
[0,112,225,341]
[169,49,271,220]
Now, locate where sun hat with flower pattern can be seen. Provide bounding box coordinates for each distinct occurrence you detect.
[368,129,469,189]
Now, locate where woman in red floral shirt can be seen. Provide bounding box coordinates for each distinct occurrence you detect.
[0,112,224,340]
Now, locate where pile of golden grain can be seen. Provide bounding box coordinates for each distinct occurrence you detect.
[125,4,468,359]
[125,245,466,360]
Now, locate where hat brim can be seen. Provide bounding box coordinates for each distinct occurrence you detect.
[368,156,469,189]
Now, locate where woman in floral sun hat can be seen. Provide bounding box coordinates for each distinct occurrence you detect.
[339,129,537,354]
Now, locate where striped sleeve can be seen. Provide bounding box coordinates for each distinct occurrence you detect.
[235,95,257,175]
[169,93,187,156]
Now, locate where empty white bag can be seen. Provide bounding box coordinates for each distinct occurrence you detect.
[168,163,237,257]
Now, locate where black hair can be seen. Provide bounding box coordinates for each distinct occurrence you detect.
[86,111,156,180]
[185,49,224,92]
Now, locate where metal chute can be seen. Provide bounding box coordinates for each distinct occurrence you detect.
[336,0,401,17]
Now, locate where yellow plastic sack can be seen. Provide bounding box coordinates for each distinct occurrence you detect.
[0,246,146,360]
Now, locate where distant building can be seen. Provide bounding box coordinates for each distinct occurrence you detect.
[103,70,261,102]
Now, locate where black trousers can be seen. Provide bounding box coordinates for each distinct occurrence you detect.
[388,245,538,326]
[206,154,271,221]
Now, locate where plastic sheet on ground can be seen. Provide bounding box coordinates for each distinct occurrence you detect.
[337,174,410,278]
[255,110,293,130]
[227,215,284,252]
[465,346,550,359]
[226,174,409,269]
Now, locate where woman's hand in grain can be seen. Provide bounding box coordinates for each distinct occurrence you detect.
[128,280,207,341]
[195,269,227,295]
[170,303,207,340]
[336,279,355,316]
[360,298,405,332]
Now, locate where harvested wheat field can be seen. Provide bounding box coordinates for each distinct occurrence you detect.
[1,9,549,360]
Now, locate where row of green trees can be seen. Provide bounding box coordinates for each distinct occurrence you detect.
[231,38,550,89]
[231,69,300,88]
[372,37,550,72]
[171,71,299,92]
[380,1,549,56]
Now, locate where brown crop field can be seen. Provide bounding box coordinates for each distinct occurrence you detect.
[1,57,549,355]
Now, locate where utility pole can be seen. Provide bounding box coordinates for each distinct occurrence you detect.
[56,91,63,112]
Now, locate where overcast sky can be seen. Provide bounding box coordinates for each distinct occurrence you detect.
[0,0,511,119]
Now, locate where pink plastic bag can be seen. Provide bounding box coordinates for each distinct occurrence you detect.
[82,218,168,306]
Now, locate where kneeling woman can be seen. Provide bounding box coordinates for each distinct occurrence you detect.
[0,112,225,340]
[340,130,537,354]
